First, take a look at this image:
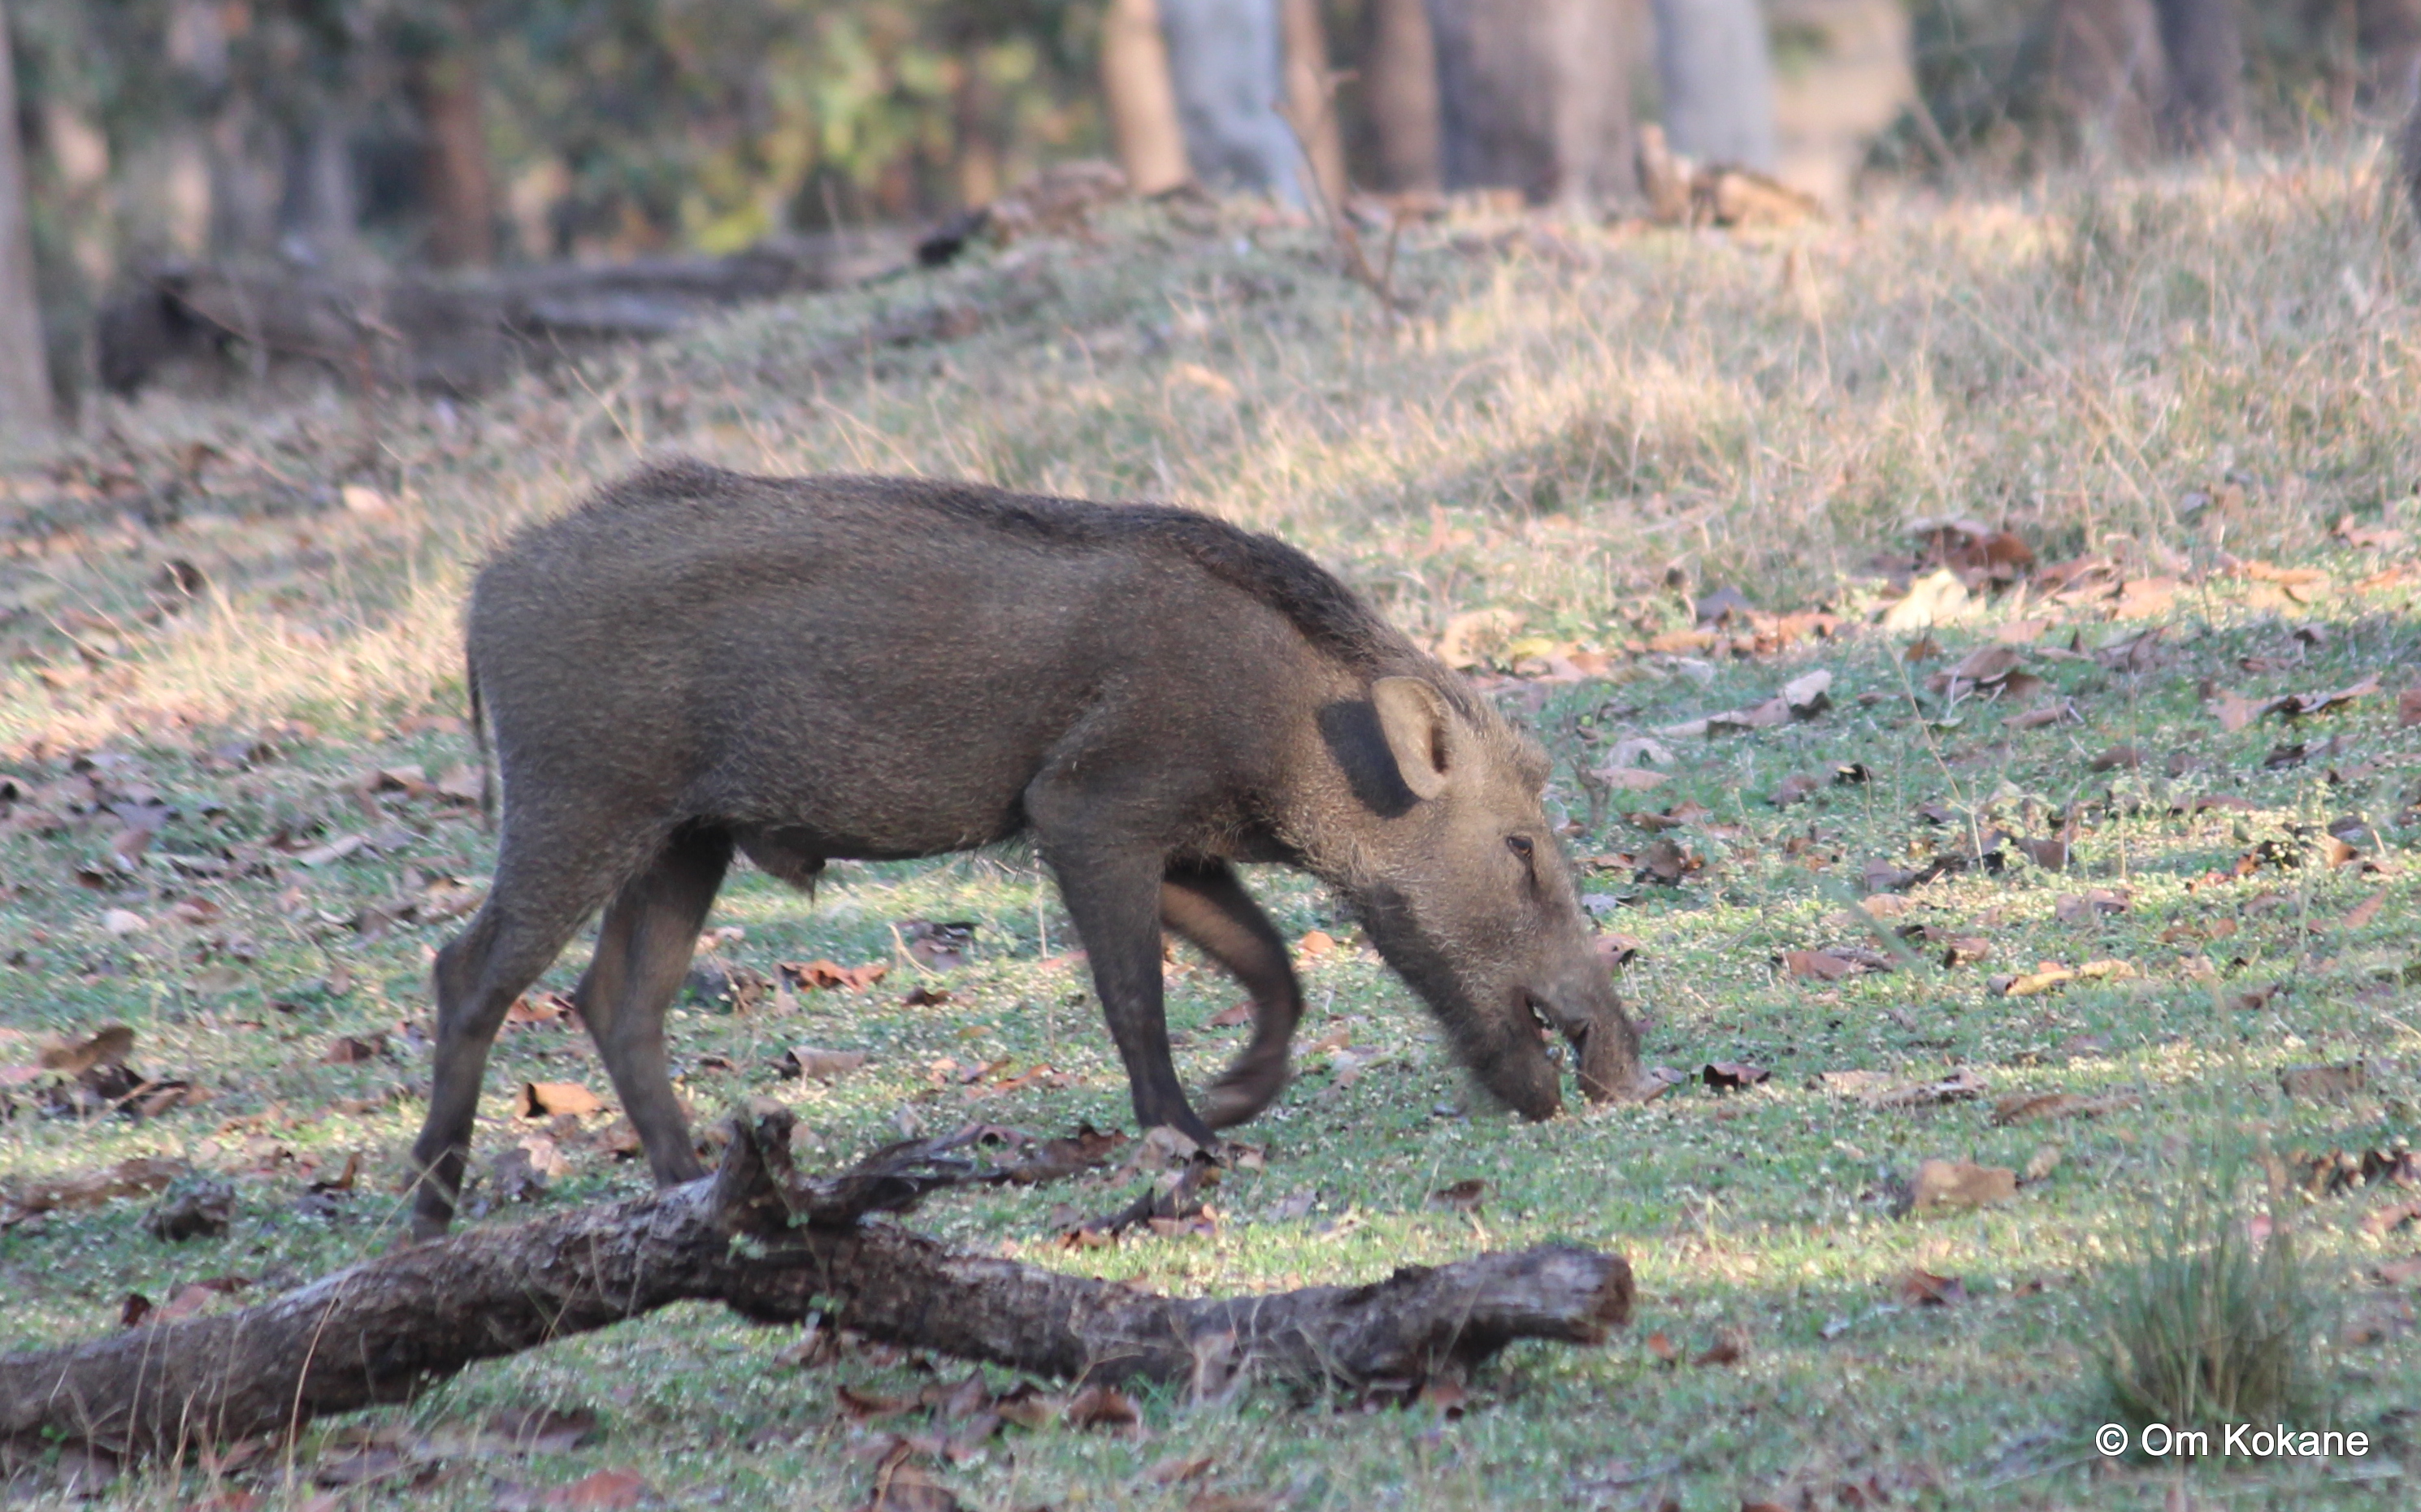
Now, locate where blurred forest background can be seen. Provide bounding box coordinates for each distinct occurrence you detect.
[2,0,2419,435]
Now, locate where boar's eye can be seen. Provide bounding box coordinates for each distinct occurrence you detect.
[1505,834,1535,862]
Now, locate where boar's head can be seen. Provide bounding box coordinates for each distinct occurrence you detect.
[1315,676,1639,1117]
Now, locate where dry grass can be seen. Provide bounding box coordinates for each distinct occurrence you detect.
[5,141,2414,752]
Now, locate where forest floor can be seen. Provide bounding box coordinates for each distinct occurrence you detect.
[2,143,2420,1510]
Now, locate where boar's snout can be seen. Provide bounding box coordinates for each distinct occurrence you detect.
[1525,962,1639,1106]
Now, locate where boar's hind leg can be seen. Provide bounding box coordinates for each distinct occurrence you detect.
[410,830,631,1238]
[1161,860,1301,1129]
[570,825,733,1189]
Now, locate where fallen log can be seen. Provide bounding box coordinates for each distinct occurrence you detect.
[94,230,914,397]
[0,1104,1631,1463]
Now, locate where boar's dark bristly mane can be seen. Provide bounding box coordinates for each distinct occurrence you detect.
[587,461,1452,695]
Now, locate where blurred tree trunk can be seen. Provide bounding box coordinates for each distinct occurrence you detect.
[1363,0,1443,190]
[1427,0,1635,205]
[278,114,362,266]
[0,0,54,439]
[954,54,1004,206]
[2153,0,2241,149]
[2043,0,2165,161]
[2362,0,2421,107]
[1102,0,1193,193]
[1279,0,1349,210]
[1651,0,1777,168]
[406,6,496,268]
[1161,0,1303,203]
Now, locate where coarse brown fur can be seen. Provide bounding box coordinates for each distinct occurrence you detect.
[407,462,1638,1235]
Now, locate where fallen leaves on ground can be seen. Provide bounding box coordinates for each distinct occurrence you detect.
[1897,1269,1967,1306]
[780,959,890,991]
[2213,674,2380,732]
[895,919,976,972]
[1660,669,1833,739]
[1427,1179,1488,1215]
[2284,1146,2420,1198]
[1701,1061,1768,1091]
[2279,1062,2366,1101]
[783,1047,870,1082]
[2,1156,189,1225]
[144,1175,234,1240]
[1782,950,1863,982]
[1907,1159,2018,1214]
[1925,644,2046,704]
[534,1469,653,1510]
[1991,1092,2137,1125]
[516,1081,605,1118]
[425,1406,601,1458]
[1869,1069,1987,1109]
[2053,889,2130,924]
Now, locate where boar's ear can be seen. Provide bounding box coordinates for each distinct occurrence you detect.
[1370,676,1455,801]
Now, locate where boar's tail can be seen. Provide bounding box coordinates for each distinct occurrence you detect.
[466,657,495,833]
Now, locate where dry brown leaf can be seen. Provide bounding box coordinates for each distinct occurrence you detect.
[2279,1063,2365,1102]
[1909,1159,2018,1212]
[40,1024,136,1074]
[1771,773,1821,807]
[1990,1092,2135,1125]
[783,1047,869,1082]
[537,1470,653,1510]
[1702,1061,1769,1091]
[1992,964,2076,998]
[1427,1178,1488,1215]
[1897,1269,1966,1306]
[3,1156,189,1224]
[1868,1070,1988,1109]
[516,1081,605,1119]
[779,959,890,992]
[1782,950,1859,982]
[2345,890,2388,930]
[1062,1383,1141,1433]
[321,1033,384,1065]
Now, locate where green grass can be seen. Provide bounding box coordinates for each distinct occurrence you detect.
[2,145,2419,1509]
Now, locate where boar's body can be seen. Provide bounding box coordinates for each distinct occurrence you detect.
[407,462,1637,1235]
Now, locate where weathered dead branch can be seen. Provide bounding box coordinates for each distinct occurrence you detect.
[0,1105,1632,1463]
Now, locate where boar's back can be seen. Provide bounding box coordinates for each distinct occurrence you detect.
[467,462,1438,853]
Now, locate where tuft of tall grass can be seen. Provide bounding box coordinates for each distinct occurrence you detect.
[2097,1159,2335,1437]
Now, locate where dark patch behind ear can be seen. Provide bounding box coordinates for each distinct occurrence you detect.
[1319,700,1418,818]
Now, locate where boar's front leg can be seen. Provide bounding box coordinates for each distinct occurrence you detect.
[1029,790,1217,1150]
[1161,859,1301,1129]
[567,826,733,1189]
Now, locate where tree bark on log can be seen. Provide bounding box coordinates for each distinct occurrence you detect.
[0,1107,1632,1463]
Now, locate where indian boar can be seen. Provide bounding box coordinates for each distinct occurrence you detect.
[407,462,1638,1235]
